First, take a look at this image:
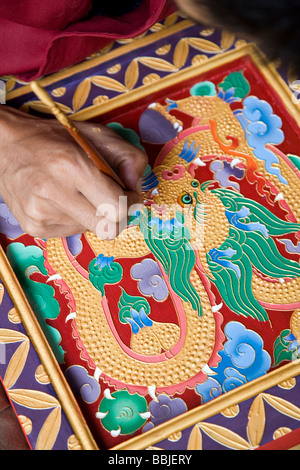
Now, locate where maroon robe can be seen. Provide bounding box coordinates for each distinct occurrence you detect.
[0,0,174,81]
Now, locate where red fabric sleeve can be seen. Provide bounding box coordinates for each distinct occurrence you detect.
[0,0,175,81]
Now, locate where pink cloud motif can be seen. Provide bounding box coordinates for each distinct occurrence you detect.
[162,164,185,181]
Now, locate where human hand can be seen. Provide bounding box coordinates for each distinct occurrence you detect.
[0,106,147,239]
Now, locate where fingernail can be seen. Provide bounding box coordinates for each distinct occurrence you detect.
[136,178,142,193]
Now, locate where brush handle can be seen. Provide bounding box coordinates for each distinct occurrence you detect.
[30,81,126,189]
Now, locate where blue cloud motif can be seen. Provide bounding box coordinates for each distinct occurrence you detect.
[225,206,269,238]
[196,377,222,403]
[196,321,271,403]
[239,96,287,184]
[95,253,114,269]
[149,217,183,234]
[222,367,247,392]
[209,247,241,278]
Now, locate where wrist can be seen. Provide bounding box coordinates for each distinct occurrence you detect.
[0,105,36,144]
[0,105,19,137]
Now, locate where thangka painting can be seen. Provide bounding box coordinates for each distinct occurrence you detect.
[2,45,300,449]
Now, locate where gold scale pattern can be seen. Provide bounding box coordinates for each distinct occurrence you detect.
[46,234,215,389]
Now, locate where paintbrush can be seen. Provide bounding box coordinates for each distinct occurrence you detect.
[30,80,126,189]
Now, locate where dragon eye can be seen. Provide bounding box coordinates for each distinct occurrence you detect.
[191,180,199,188]
[178,192,193,206]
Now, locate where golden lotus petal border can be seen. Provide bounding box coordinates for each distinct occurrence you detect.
[70,43,300,124]
[6,19,195,101]
[0,244,99,450]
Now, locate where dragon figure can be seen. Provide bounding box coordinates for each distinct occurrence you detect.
[44,80,300,399]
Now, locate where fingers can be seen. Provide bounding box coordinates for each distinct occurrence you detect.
[16,191,119,239]
[75,163,142,224]
[40,188,102,235]
[23,220,86,239]
[48,122,146,224]
[12,194,86,238]
[13,157,142,238]
[76,123,148,191]
[24,185,135,239]
[0,116,147,240]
